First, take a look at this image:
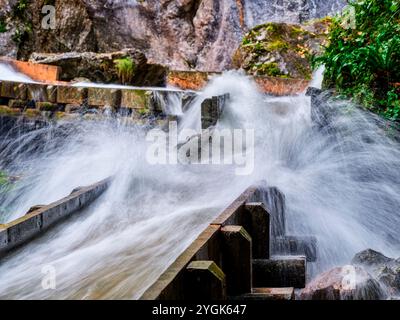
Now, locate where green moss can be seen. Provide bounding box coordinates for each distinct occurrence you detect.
[294,61,312,80]
[291,26,306,36]
[138,107,150,116]
[238,22,323,78]
[0,106,21,116]
[252,23,279,34]
[257,62,284,77]
[24,109,41,118]
[267,40,289,52]
[54,111,67,120]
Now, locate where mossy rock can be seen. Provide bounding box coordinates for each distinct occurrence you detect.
[0,105,22,116]
[36,102,58,112]
[24,109,42,118]
[233,21,330,79]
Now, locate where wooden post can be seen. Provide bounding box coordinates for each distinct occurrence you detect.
[252,256,307,289]
[221,226,252,296]
[272,235,317,262]
[243,202,270,259]
[185,261,227,300]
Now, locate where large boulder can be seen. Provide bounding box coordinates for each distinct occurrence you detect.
[352,249,394,267]
[29,49,167,86]
[352,249,400,296]
[232,19,331,79]
[300,266,386,300]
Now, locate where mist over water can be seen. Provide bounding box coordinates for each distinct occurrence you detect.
[0,71,400,299]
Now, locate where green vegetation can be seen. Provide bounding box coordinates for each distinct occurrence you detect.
[13,0,29,17]
[256,62,283,77]
[314,0,400,121]
[0,17,7,33]
[114,57,136,85]
[138,107,150,116]
[9,0,33,46]
[12,28,25,44]
[235,21,328,79]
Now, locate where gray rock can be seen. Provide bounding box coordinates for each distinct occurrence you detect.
[300,266,386,300]
[352,249,400,294]
[30,50,167,86]
[352,249,394,267]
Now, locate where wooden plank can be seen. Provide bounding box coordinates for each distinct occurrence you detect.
[0,178,111,259]
[140,225,221,300]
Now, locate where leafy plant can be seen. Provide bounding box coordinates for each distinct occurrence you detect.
[12,27,31,45]
[314,0,400,120]
[114,57,136,85]
[13,0,29,17]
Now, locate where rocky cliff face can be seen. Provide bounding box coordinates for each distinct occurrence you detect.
[244,0,346,28]
[0,0,345,72]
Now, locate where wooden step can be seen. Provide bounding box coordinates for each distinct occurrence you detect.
[252,256,306,289]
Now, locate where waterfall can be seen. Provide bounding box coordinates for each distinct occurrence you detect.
[0,71,399,299]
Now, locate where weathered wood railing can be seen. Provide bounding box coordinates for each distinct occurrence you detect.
[0,177,111,259]
[140,183,317,301]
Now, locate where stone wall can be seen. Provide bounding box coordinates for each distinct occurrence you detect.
[167,70,310,96]
[1,58,61,82]
[0,80,197,123]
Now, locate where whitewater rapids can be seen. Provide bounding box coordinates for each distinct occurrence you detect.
[0,71,399,299]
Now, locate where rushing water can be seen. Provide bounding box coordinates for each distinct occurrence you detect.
[0,69,400,299]
[0,62,35,83]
